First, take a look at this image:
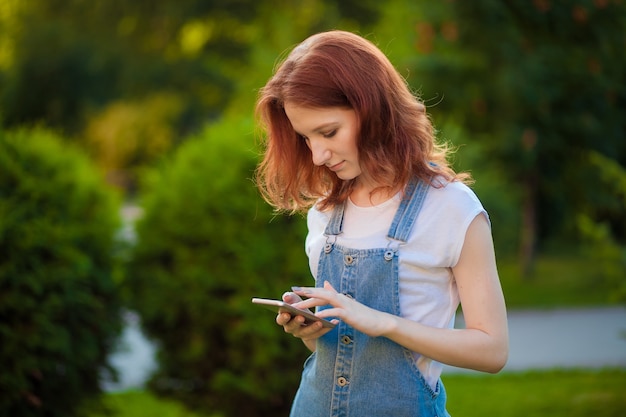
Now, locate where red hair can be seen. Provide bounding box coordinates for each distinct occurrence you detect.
[255,30,470,213]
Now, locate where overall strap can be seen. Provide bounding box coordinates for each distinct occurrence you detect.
[324,201,345,237]
[324,177,429,241]
[386,178,429,243]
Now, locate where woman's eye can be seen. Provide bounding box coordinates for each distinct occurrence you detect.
[323,130,337,138]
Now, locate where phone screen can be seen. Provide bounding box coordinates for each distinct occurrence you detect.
[251,298,336,328]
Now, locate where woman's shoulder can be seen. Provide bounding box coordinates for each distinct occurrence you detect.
[307,202,331,230]
[425,178,485,217]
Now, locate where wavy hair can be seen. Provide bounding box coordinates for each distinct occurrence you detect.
[255,30,470,213]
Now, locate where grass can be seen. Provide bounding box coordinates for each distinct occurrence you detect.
[99,370,626,417]
[497,254,621,309]
[100,390,205,417]
[444,369,626,417]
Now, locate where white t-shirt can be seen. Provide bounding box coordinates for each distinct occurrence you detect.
[305,180,488,388]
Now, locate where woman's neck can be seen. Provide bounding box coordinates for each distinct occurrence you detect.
[350,180,401,207]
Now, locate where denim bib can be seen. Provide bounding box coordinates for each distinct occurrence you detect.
[290,179,450,417]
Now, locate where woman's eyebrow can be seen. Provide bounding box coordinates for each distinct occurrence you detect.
[293,121,339,136]
[311,122,339,133]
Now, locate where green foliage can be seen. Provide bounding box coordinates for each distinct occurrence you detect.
[569,150,626,302]
[0,0,242,133]
[84,92,187,191]
[404,0,626,260]
[576,214,626,304]
[0,128,123,416]
[125,116,312,416]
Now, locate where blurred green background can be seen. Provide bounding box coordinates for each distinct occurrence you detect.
[1,0,624,416]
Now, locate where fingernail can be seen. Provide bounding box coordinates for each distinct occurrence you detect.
[292,286,312,294]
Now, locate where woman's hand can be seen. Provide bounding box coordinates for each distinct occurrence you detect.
[291,281,394,337]
[276,291,335,351]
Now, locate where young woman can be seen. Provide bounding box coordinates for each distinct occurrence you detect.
[255,30,508,417]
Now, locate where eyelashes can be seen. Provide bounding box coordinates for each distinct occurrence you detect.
[297,129,338,142]
[322,129,337,138]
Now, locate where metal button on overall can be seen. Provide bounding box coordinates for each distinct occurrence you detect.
[337,377,349,387]
[344,255,354,265]
[341,335,352,344]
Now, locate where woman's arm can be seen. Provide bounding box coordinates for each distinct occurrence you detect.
[292,214,509,372]
[382,213,508,372]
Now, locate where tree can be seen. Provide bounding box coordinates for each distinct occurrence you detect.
[406,0,626,274]
[0,0,254,134]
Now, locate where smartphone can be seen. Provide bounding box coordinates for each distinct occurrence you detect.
[251,298,336,328]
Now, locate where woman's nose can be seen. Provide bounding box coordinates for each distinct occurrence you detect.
[309,139,331,166]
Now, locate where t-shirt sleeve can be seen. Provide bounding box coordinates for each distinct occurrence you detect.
[410,181,488,268]
[305,206,330,278]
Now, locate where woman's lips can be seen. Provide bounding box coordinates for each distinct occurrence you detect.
[328,161,345,171]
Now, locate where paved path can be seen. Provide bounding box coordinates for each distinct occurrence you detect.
[444,306,626,374]
[104,306,626,391]
[103,311,157,392]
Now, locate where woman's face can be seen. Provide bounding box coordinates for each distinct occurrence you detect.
[284,103,362,181]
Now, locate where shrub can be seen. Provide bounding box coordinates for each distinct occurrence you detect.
[0,128,123,416]
[83,92,188,191]
[125,116,311,417]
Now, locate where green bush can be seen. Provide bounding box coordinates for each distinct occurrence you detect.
[125,116,311,417]
[0,128,123,416]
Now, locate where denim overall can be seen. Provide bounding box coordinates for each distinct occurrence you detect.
[290,179,450,417]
